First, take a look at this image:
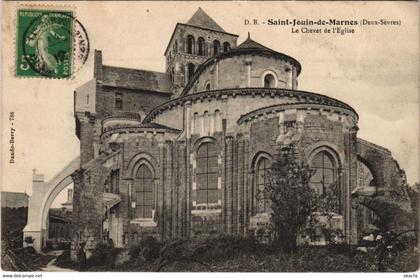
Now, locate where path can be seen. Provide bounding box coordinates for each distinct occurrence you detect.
[40,250,76,272]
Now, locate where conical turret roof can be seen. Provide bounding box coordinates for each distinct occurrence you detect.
[238,33,273,51]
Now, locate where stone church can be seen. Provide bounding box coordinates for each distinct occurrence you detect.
[71,8,407,256]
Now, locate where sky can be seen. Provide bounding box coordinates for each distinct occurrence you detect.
[1,1,419,208]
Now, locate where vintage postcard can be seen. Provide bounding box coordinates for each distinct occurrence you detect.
[1,1,419,276]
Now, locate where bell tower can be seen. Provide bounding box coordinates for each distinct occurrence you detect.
[164,8,239,98]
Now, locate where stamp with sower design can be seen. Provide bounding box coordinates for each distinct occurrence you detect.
[16,8,89,79]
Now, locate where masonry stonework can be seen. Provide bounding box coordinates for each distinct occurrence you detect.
[70,8,409,258]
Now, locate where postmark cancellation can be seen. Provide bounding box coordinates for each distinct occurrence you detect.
[15,7,89,79]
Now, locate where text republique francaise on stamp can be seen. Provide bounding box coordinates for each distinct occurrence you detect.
[16,8,89,79]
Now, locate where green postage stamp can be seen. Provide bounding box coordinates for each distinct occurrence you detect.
[16,9,88,79]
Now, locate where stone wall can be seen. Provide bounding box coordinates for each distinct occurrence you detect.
[71,165,108,259]
[72,105,409,255]
[95,86,170,119]
[194,55,295,92]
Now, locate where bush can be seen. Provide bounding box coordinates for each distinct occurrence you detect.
[202,235,257,261]
[128,235,161,264]
[140,236,161,262]
[128,244,141,261]
[88,241,116,267]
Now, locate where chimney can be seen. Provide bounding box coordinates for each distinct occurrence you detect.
[93,49,103,81]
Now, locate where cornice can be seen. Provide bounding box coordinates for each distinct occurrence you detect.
[237,103,358,125]
[143,88,358,123]
[101,126,181,141]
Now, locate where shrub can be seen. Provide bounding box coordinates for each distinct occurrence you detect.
[139,235,161,262]
[205,235,257,260]
[128,244,141,261]
[128,235,161,264]
[88,241,116,267]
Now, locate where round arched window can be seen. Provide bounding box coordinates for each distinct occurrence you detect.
[213,40,220,55]
[187,35,195,54]
[196,142,219,204]
[310,151,336,195]
[264,74,276,88]
[223,42,230,52]
[198,37,205,56]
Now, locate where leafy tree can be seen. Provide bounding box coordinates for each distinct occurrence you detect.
[263,145,314,252]
[263,144,344,252]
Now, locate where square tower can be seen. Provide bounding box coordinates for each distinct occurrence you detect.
[164,8,238,98]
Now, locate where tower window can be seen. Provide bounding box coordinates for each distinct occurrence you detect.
[264,74,276,88]
[205,83,211,91]
[187,35,195,54]
[213,40,220,55]
[223,42,230,52]
[174,40,178,54]
[115,92,123,110]
[187,63,195,82]
[198,37,205,56]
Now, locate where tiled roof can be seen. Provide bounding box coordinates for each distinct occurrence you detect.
[186,7,225,33]
[102,65,171,93]
[238,33,273,51]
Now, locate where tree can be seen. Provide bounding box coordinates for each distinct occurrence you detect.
[263,145,314,252]
[264,144,344,252]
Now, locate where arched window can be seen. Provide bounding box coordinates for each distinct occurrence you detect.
[310,151,336,196]
[115,92,123,110]
[134,164,154,218]
[223,42,230,52]
[198,37,205,56]
[213,40,220,55]
[203,111,209,134]
[192,112,199,134]
[196,142,219,204]
[174,40,178,54]
[255,156,272,214]
[187,63,195,82]
[264,73,276,88]
[214,109,221,131]
[205,83,211,91]
[187,35,195,54]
